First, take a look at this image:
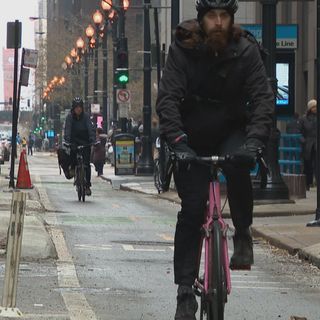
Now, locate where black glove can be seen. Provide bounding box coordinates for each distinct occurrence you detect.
[169,135,197,162]
[233,138,264,168]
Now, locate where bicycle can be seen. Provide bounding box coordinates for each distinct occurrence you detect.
[73,144,91,202]
[153,137,175,193]
[192,153,268,320]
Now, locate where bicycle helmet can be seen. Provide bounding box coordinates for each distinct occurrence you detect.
[72,97,84,110]
[196,0,239,21]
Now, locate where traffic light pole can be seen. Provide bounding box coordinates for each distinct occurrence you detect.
[307,0,320,227]
[136,0,154,175]
[102,20,108,133]
[118,4,128,133]
[112,19,119,124]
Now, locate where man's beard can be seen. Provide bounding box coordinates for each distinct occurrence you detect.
[205,27,231,54]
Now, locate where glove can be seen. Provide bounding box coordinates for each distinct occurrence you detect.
[169,134,197,162]
[233,138,264,168]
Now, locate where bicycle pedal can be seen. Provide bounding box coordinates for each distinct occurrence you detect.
[229,264,251,271]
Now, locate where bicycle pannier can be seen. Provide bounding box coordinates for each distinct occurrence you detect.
[57,147,74,179]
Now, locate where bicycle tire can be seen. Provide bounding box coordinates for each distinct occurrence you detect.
[153,158,162,193]
[80,165,86,202]
[208,220,226,320]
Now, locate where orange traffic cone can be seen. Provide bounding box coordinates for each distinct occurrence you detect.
[16,149,33,189]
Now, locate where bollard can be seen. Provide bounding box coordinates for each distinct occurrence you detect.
[0,191,26,318]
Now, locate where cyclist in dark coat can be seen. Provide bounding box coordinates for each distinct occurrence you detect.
[156,1,274,319]
[64,97,95,196]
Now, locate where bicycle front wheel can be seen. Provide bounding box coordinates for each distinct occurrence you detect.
[208,220,226,320]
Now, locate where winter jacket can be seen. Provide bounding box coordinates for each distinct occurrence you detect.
[64,111,95,146]
[156,19,274,153]
[91,136,107,164]
[299,112,317,161]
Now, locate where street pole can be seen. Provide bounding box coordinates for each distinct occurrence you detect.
[93,41,99,104]
[84,53,89,115]
[136,0,154,175]
[112,19,119,124]
[102,21,108,133]
[252,0,290,201]
[118,2,128,133]
[171,0,180,42]
[9,20,21,189]
[307,0,320,227]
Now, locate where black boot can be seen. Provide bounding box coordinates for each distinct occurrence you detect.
[229,228,253,270]
[175,285,198,320]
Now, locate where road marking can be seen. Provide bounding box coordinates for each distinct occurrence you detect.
[122,244,166,252]
[74,244,112,250]
[49,227,97,319]
[39,178,97,320]
[22,313,69,319]
[233,286,291,290]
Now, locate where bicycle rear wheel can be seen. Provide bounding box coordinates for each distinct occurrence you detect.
[207,220,227,320]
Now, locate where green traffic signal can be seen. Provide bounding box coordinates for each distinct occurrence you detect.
[116,69,129,85]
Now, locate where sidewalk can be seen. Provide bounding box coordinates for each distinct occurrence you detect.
[102,164,320,269]
[0,169,56,261]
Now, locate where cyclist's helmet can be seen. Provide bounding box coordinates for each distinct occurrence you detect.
[195,0,239,21]
[71,97,84,110]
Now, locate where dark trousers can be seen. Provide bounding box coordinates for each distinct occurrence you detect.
[304,147,317,188]
[28,146,33,155]
[94,161,104,176]
[173,132,253,286]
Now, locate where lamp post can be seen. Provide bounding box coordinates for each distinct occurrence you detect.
[92,10,104,105]
[136,0,153,175]
[100,0,115,133]
[85,24,95,115]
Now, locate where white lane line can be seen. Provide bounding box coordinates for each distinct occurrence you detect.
[233,286,291,290]
[49,228,97,319]
[122,244,166,252]
[232,280,294,285]
[22,313,69,319]
[74,244,112,250]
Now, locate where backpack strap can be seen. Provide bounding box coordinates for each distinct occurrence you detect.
[243,29,268,62]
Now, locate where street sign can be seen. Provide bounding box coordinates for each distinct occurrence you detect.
[23,49,38,68]
[116,89,131,104]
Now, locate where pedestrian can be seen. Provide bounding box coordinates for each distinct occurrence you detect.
[155,1,274,318]
[286,112,301,134]
[91,127,107,176]
[21,137,27,149]
[27,134,34,156]
[299,99,317,190]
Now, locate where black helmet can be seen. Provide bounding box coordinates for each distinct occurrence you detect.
[196,0,238,20]
[72,97,84,110]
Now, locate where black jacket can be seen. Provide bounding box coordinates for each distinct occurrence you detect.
[299,112,317,161]
[156,20,274,153]
[64,111,95,146]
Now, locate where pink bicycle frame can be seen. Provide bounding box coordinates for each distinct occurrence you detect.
[195,179,232,295]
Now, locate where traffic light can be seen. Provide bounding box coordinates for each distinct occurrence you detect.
[116,38,129,85]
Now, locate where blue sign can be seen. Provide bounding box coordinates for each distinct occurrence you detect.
[47,130,55,138]
[242,24,298,49]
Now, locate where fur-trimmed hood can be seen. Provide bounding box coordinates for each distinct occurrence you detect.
[174,19,247,56]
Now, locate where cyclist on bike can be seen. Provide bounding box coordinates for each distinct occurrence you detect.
[64,97,95,196]
[156,1,274,318]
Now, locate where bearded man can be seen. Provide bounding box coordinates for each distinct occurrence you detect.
[156,1,274,319]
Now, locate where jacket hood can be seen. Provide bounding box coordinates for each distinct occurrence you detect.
[175,19,248,57]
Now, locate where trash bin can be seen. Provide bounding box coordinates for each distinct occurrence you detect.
[114,133,135,175]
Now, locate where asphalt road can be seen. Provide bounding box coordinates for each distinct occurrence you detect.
[0,153,319,320]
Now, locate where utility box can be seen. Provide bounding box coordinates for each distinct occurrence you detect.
[114,133,135,175]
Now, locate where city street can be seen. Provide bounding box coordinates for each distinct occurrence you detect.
[0,153,319,320]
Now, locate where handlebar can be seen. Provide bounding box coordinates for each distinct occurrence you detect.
[194,152,269,189]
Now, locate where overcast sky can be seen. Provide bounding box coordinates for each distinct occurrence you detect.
[0,0,39,104]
